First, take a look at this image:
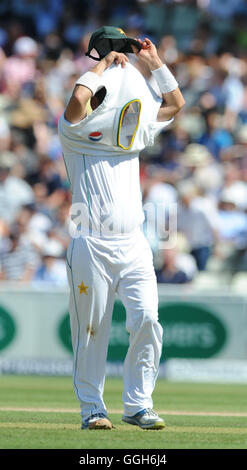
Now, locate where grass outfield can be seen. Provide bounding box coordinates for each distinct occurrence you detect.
[0,375,247,449]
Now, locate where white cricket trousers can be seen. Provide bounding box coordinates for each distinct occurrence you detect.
[66,229,163,421]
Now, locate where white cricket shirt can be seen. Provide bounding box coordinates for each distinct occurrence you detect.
[58,63,173,238]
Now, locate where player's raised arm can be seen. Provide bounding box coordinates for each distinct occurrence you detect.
[135,38,185,122]
[64,51,129,124]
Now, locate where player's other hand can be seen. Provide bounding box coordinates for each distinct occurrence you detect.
[134,37,163,71]
[103,51,129,69]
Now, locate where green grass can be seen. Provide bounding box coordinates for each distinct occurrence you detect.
[0,375,247,449]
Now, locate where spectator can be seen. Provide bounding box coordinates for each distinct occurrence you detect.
[176,179,215,271]
[0,151,34,223]
[14,204,53,251]
[217,191,247,246]
[155,247,192,284]
[197,109,234,160]
[220,161,247,211]
[179,143,223,199]
[33,238,67,286]
[2,36,39,91]
[0,230,39,281]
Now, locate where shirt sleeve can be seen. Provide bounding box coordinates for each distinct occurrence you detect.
[146,118,174,146]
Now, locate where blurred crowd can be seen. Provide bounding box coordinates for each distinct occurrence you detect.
[1,0,247,287]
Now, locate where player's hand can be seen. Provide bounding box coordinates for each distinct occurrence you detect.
[135,37,163,71]
[91,51,129,77]
[102,51,129,69]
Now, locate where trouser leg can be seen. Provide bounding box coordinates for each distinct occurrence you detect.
[66,237,115,421]
[117,233,163,416]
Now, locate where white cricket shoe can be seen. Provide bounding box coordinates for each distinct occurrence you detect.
[122,408,165,430]
[81,413,113,430]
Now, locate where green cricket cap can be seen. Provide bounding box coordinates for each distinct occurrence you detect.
[85,26,141,61]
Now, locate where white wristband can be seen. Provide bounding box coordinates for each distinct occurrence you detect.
[151,64,178,94]
[76,71,102,95]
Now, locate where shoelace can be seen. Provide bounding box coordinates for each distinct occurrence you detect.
[90,412,107,419]
[143,408,157,417]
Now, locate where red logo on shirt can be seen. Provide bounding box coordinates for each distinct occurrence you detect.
[88,132,103,142]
